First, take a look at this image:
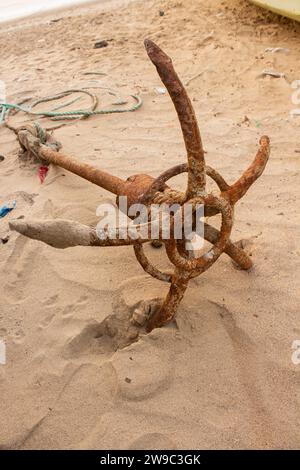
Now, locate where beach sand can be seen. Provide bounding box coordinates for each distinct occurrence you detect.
[0,0,300,449]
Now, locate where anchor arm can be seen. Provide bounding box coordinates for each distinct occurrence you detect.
[144,39,206,198]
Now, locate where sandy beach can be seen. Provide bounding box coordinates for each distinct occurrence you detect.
[0,0,300,450]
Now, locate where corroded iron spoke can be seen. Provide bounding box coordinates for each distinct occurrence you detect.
[203,223,253,271]
[146,271,189,332]
[165,195,234,273]
[18,129,128,196]
[227,136,270,204]
[140,163,230,206]
[133,243,172,283]
[144,39,206,198]
[9,219,154,248]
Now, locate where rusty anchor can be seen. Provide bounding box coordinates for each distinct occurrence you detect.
[9,40,270,332]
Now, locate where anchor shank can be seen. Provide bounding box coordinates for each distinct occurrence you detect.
[18,129,128,197]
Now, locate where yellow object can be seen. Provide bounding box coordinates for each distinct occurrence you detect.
[250,0,300,22]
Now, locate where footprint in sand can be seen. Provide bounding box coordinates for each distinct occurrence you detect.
[77,295,88,305]
[57,265,170,367]
[112,332,175,402]
[43,294,59,306]
[62,296,88,318]
[198,299,286,447]
[20,363,117,450]
[62,287,162,358]
[62,304,74,318]
[12,328,25,344]
[38,313,55,330]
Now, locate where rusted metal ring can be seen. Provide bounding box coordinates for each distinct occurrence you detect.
[165,194,234,273]
[133,242,172,283]
[140,163,229,205]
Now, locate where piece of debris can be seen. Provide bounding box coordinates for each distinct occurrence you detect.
[125,377,132,383]
[154,86,166,95]
[185,71,205,87]
[290,109,300,117]
[258,70,285,79]
[265,47,289,54]
[0,155,4,162]
[131,305,150,327]
[151,240,163,248]
[38,166,49,183]
[1,236,9,244]
[198,31,214,47]
[94,40,109,49]
[242,115,250,126]
[82,71,107,76]
[159,10,165,16]
[0,200,16,218]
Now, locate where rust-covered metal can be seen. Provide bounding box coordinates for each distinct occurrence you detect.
[144,39,206,199]
[10,39,270,333]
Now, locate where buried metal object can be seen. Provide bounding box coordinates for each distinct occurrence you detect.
[9,40,270,332]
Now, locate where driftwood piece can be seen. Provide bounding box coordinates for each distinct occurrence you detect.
[10,39,270,332]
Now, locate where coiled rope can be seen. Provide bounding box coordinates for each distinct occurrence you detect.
[0,87,142,131]
[0,87,142,122]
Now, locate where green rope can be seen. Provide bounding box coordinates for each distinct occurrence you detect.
[51,96,82,111]
[0,105,6,122]
[33,121,47,143]
[0,88,142,125]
